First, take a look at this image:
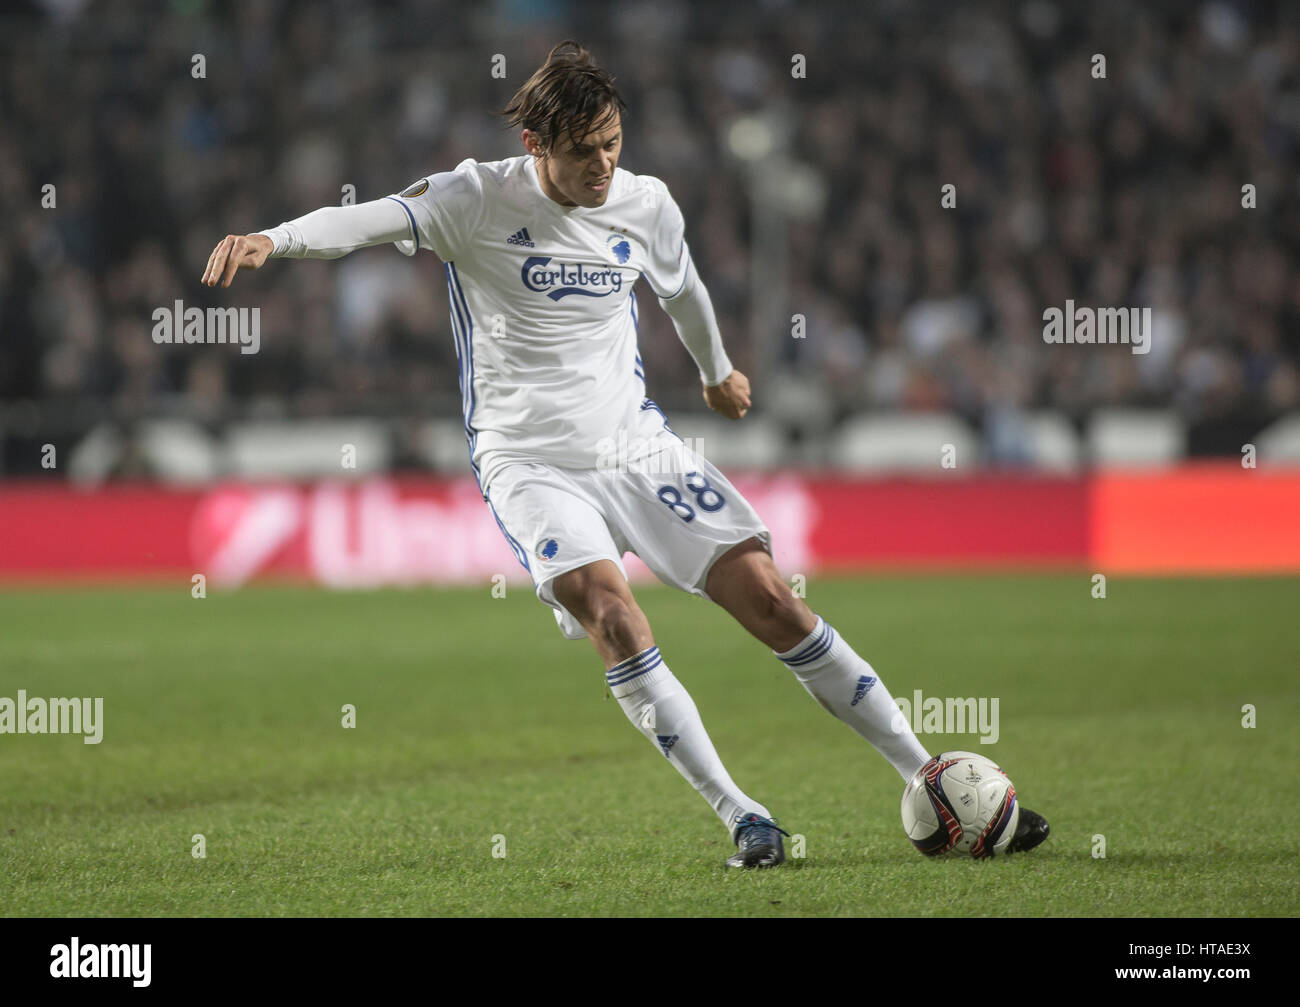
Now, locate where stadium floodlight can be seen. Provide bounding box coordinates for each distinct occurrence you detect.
[726,114,777,161]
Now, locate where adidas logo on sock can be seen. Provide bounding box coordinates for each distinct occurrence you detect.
[851,674,876,707]
[657,734,679,758]
[506,227,534,247]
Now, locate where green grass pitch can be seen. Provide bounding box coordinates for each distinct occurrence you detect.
[1,574,1296,917]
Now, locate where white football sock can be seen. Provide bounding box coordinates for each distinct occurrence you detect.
[775,615,930,780]
[606,645,770,838]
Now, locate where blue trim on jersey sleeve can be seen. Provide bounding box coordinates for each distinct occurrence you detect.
[661,245,690,299]
[385,195,421,253]
[641,245,690,300]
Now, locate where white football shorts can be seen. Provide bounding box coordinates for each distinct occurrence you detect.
[482,423,772,640]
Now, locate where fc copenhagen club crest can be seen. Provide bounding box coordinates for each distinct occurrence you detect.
[605,232,633,264]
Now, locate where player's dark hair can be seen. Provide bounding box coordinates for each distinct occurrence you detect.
[500,40,627,154]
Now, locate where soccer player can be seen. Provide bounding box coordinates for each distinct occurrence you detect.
[202,40,1049,867]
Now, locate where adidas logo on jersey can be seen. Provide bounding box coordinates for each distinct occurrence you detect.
[506,227,535,248]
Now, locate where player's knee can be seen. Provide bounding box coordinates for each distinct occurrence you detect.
[586,587,646,649]
[587,587,638,632]
[754,573,806,631]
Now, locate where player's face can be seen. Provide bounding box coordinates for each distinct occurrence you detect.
[532,109,622,208]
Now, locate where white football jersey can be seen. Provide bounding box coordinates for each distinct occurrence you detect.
[385,155,691,498]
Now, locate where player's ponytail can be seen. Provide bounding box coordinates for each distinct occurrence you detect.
[500,40,628,155]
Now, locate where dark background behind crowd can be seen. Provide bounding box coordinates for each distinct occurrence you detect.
[1,0,1297,474]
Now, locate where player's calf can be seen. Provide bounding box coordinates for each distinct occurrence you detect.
[705,538,816,652]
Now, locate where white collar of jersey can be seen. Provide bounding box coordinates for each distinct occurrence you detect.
[525,155,611,214]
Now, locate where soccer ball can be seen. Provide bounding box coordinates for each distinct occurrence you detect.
[901,751,1019,858]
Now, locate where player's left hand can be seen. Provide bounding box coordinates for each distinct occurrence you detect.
[703,369,751,419]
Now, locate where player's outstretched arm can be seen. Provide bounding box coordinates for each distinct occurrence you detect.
[202,197,416,288]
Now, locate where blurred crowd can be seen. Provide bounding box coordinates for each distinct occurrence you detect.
[1,0,1298,471]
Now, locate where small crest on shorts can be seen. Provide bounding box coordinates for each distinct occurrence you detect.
[536,538,559,561]
[400,178,429,198]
